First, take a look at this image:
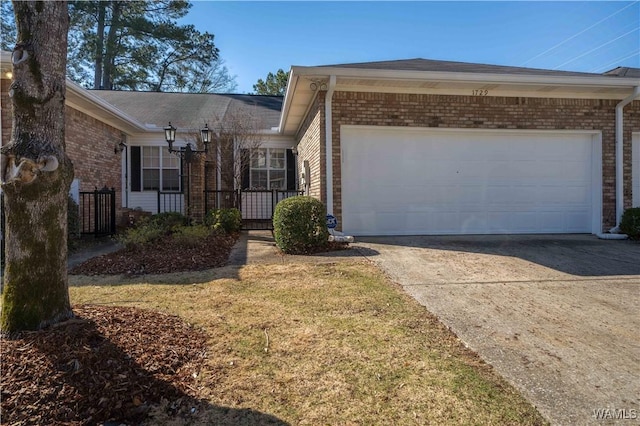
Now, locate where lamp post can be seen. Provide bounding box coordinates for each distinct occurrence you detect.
[164,122,210,162]
[163,122,212,218]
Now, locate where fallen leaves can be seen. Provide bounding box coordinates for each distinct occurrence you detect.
[69,233,238,276]
[1,305,208,425]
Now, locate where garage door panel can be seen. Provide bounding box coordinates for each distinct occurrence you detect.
[566,211,591,232]
[342,127,595,235]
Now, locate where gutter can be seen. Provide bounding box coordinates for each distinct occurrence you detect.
[325,75,336,215]
[612,86,640,232]
[293,65,640,89]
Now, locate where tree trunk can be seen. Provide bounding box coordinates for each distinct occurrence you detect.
[102,0,121,90]
[94,1,105,89]
[1,1,73,333]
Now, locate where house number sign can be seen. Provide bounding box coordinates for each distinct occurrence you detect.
[326,215,338,229]
[472,89,489,96]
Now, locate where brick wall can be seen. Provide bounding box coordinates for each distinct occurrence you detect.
[185,155,206,221]
[296,90,640,232]
[295,95,325,201]
[65,107,124,210]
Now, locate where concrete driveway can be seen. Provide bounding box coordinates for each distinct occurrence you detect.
[356,235,640,426]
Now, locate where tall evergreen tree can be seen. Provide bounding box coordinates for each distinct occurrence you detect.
[68,0,219,91]
[2,0,229,91]
[253,69,289,96]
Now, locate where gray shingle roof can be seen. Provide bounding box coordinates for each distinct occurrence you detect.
[603,67,640,78]
[90,91,283,131]
[319,58,618,78]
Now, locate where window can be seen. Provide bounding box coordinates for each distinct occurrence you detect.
[250,148,286,190]
[141,146,180,191]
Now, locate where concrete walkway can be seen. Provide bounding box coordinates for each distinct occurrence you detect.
[67,239,123,269]
[228,229,365,265]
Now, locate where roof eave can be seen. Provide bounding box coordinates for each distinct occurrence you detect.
[66,80,149,133]
[280,65,640,136]
[294,65,640,88]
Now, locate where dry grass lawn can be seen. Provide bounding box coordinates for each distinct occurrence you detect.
[70,261,548,425]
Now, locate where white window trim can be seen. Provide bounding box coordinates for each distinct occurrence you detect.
[250,148,286,190]
[142,146,181,192]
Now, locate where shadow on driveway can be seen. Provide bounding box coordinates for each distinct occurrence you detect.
[357,234,640,277]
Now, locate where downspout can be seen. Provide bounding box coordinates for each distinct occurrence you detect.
[612,86,640,232]
[325,75,337,215]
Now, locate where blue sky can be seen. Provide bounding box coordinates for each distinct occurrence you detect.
[181,1,640,94]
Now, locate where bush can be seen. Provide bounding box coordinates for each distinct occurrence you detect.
[620,207,640,240]
[117,222,164,249]
[273,196,329,254]
[147,212,190,232]
[172,225,212,247]
[205,208,241,234]
[117,212,188,248]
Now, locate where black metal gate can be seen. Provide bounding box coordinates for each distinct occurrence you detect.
[79,187,116,236]
[204,189,303,230]
[158,191,185,215]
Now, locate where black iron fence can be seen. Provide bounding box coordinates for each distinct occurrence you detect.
[205,189,303,230]
[79,187,116,236]
[158,191,185,215]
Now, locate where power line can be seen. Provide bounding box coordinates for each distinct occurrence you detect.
[520,1,639,66]
[553,26,639,69]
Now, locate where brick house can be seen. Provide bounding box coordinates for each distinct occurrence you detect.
[2,54,639,236]
[280,59,640,236]
[89,90,295,221]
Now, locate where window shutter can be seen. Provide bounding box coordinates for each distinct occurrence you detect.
[241,149,250,189]
[131,146,141,192]
[286,149,296,190]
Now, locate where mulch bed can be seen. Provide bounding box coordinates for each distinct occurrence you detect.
[1,305,208,425]
[69,233,238,276]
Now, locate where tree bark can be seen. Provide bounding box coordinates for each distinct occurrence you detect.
[94,2,105,89]
[102,0,121,90]
[1,1,73,333]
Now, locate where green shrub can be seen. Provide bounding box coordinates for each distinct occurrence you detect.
[147,212,190,233]
[273,196,329,254]
[118,222,164,249]
[620,207,640,240]
[172,224,212,246]
[205,208,241,234]
[118,212,189,249]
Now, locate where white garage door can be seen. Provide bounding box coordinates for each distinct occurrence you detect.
[341,126,600,236]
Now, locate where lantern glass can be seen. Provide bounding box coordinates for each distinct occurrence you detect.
[201,124,210,145]
[164,122,176,143]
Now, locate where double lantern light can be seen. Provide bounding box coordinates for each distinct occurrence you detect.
[164,122,211,161]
